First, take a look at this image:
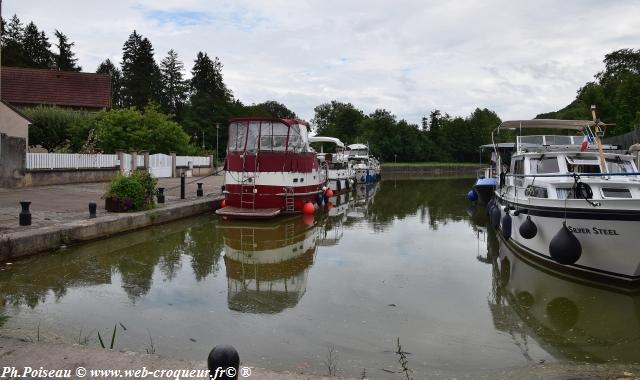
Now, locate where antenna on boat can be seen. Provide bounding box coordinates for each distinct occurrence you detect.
[591,105,608,174]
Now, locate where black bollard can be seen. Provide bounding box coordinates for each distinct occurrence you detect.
[19,201,32,226]
[88,202,97,218]
[208,345,239,380]
[157,187,165,204]
[180,173,186,199]
[197,183,203,197]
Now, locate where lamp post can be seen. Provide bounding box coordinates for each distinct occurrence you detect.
[216,123,220,160]
[202,130,205,149]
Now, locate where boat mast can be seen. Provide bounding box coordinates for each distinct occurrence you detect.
[591,105,608,174]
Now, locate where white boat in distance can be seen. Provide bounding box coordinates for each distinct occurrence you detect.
[309,136,354,193]
[346,143,381,183]
[489,114,640,284]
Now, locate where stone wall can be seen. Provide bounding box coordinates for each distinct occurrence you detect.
[22,168,119,187]
[0,134,26,188]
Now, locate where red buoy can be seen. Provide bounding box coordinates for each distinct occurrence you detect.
[327,202,333,209]
[326,188,334,197]
[303,202,315,215]
[221,199,226,208]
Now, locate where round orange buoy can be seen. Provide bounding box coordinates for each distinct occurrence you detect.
[303,202,315,215]
[302,214,314,225]
[221,199,226,208]
[326,188,334,197]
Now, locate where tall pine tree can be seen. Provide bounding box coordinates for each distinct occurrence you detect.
[159,49,188,116]
[190,52,232,102]
[97,59,123,108]
[22,21,52,68]
[120,30,161,109]
[54,30,81,71]
[1,15,27,66]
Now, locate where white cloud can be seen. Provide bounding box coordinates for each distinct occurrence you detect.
[5,0,640,123]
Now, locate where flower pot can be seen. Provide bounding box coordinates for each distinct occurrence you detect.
[105,197,134,212]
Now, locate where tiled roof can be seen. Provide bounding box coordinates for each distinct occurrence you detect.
[1,66,111,109]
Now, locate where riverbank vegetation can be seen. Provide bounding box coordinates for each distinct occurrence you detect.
[3,13,639,162]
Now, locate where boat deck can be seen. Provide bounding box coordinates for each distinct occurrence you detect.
[215,206,282,218]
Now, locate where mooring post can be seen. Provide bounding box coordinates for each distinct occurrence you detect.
[208,345,239,380]
[19,201,31,226]
[88,202,97,218]
[157,187,165,204]
[180,172,186,199]
[197,183,203,197]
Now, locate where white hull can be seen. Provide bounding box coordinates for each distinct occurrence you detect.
[327,168,353,192]
[495,195,640,281]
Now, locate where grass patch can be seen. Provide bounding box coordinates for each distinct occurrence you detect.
[0,314,8,327]
[381,162,480,167]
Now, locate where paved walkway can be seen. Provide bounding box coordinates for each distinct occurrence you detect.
[0,175,224,234]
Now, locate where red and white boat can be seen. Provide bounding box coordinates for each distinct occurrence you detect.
[216,117,327,218]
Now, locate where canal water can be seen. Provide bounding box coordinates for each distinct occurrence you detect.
[1,178,639,378]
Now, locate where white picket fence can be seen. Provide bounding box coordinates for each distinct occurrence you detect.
[27,153,119,170]
[26,153,212,178]
[176,155,211,167]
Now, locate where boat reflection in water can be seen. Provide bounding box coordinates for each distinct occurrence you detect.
[480,215,640,363]
[220,216,321,314]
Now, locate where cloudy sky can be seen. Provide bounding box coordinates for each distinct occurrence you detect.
[5,0,640,123]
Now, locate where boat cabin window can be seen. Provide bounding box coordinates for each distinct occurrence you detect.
[259,122,273,150]
[566,157,601,174]
[287,124,309,153]
[606,158,635,173]
[529,157,560,174]
[246,121,260,153]
[228,122,248,152]
[272,122,289,151]
[511,157,524,187]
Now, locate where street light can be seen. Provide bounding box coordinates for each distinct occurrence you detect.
[216,123,220,160]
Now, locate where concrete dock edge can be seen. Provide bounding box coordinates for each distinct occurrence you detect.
[0,196,223,262]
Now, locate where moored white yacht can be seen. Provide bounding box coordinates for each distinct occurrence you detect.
[309,136,354,193]
[489,114,640,283]
[346,143,381,183]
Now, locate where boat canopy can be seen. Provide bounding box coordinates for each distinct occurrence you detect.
[347,143,368,150]
[480,143,515,150]
[309,136,345,148]
[228,117,310,154]
[499,119,596,131]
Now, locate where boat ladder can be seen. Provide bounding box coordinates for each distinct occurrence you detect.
[239,154,258,210]
[284,186,295,213]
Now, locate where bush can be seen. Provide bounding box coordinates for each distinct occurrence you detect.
[23,105,92,151]
[95,104,195,154]
[105,170,157,211]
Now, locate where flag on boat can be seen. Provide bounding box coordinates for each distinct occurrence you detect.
[580,132,595,151]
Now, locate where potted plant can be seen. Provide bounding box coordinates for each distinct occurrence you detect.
[104,170,158,212]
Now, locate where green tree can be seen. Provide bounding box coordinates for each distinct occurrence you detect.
[53,30,81,71]
[1,15,27,66]
[96,59,123,108]
[312,101,365,143]
[23,106,89,151]
[95,104,193,154]
[181,52,235,156]
[159,49,188,116]
[22,21,52,68]
[120,30,161,109]
[254,100,297,118]
[537,49,640,134]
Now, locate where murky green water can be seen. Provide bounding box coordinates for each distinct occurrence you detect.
[2,178,640,378]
